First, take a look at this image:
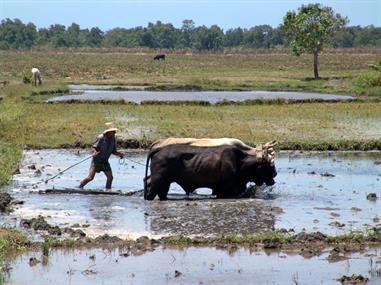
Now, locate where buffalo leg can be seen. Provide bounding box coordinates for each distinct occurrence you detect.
[158,182,170,200]
[215,181,237,199]
[146,176,170,201]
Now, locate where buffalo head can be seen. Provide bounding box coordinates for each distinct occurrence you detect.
[249,140,277,186]
[252,164,277,186]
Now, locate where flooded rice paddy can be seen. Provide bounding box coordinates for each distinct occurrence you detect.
[2,149,381,284]
[47,84,355,104]
[2,149,380,239]
[4,246,381,285]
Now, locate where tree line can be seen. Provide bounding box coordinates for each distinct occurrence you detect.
[1,18,380,50]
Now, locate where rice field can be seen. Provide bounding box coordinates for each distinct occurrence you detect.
[0,49,380,185]
[1,95,381,149]
[1,49,380,95]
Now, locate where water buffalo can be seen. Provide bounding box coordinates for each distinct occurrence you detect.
[153,54,165,60]
[144,138,277,200]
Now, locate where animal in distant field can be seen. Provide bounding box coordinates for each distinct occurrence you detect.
[153,54,165,60]
[31,68,42,86]
[0,81,9,87]
[144,138,277,200]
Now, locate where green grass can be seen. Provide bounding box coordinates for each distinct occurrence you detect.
[0,83,69,185]
[1,101,377,150]
[0,49,380,96]
[105,102,381,149]
[0,228,29,281]
[2,86,381,150]
[0,143,21,186]
[0,81,68,99]
[0,50,380,185]
[0,229,29,257]
[0,50,380,280]
[326,228,381,244]
[163,229,381,247]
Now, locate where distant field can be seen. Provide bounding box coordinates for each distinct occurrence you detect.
[0,59,381,184]
[1,48,381,95]
[1,95,381,150]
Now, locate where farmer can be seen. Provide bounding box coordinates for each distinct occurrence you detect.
[79,122,124,189]
[31,67,42,86]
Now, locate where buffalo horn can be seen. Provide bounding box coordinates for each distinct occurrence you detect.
[255,144,264,161]
[265,140,277,148]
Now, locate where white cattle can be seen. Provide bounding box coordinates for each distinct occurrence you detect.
[31,68,42,86]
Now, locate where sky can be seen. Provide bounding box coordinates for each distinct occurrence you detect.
[0,0,380,31]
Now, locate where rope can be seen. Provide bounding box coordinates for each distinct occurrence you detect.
[119,156,146,166]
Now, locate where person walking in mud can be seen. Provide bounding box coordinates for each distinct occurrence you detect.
[79,122,124,190]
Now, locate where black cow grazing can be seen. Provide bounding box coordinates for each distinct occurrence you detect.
[153,54,165,60]
[144,138,277,200]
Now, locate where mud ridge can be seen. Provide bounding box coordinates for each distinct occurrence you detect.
[23,139,381,151]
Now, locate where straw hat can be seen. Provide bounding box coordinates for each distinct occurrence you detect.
[103,122,118,134]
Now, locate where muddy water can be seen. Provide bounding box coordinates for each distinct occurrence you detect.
[2,150,381,238]
[4,246,381,285]
[48,84,354,103]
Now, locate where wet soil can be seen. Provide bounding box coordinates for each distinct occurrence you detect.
[68,84,148,91]
[1,150,381,239]
[2,149,381,284]
[0,192,12,212]
[19,215,86,238]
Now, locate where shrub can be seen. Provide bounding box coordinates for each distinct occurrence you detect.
[369,60,381,72]
[22,74,31,84]
[357,72,381,87]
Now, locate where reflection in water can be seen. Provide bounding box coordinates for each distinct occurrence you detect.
[5,246,381,285]
[48,85,355,104]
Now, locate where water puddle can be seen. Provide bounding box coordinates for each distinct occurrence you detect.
[4,246,381,285]
[2,150,380,238]
[48,84,354,104]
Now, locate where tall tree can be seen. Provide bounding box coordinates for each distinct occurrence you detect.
[86,27,103,47]
[66,23,81,47]
[140,26,155,48]
[282,3,348,79]
[48,24,68,47]
[191,25,224,51]
[331,27,355,47]
[103,28,128,47]
[181,19,195,48]
[244,25,273,48]
[353,25,381,47]
[224,27,244,47]
[0,18,37,49]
